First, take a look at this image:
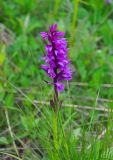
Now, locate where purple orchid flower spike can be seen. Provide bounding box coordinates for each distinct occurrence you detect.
[106,0,111,4]
[40,24,72,93]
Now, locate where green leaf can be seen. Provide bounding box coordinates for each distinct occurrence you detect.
[0,137,8,145]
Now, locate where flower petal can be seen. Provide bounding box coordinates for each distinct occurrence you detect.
[55,82,65,92]
[49,24,57,33]
[40,32,48,40]
[41,64,49,71]
[56,31,65,37]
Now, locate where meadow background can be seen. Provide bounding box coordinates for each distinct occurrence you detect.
[0,0,113,159]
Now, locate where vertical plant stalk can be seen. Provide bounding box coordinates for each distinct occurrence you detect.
[52,41,59,111]
[69,0,80,46]
[53,78,59,111]
[4,108,19,156]
[53,76,59,159]
[52,50,59,158]
[52,111,59,160]
[54,0,60,17]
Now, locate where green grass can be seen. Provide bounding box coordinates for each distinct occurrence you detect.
[0,0,113,159]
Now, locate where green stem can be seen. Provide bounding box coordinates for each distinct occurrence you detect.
[69,0,80,46]
[52,84,60,159]
[52,111,59,160]
[54,0,60,17]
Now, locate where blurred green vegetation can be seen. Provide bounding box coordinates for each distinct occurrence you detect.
[0,0,113,159]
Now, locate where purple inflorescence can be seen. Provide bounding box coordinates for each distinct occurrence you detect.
[40,24,72,92]
[106,0,111,4]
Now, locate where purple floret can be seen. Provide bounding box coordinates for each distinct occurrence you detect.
[106,0,111,4]
[40,24,72,92]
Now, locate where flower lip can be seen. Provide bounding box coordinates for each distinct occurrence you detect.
[55,82,65,92]
[41,64,49,71]
[40,32,48,40]
[56,31,65,37]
